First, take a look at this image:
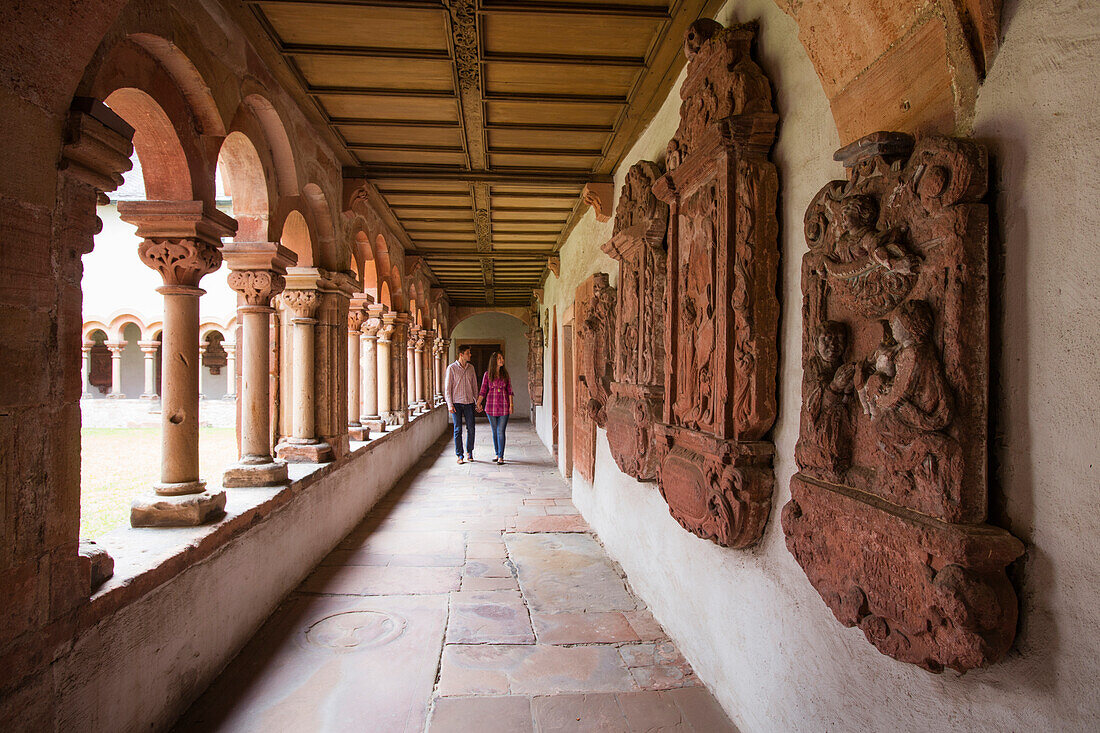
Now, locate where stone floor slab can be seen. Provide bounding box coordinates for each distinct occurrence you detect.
[447,596,535,644]
[530,692,630,733]
[532,611,641,645]
[428,696,534,733]
[506,532,637,614]
[438,644,637,696]
[174,594,447,733]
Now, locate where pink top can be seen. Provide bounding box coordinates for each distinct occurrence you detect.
[479,373,513,416]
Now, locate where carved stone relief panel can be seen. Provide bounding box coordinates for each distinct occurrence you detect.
[527,326,544,406]
[573,273,616,483]
[782,131,1024,673]
[602,160,669,480]
[651,20,780,549]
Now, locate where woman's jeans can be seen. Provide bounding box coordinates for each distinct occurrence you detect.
[487,414,510,457]
[451,403,475,457]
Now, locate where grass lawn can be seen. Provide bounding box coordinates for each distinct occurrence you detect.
[80,427,239,539]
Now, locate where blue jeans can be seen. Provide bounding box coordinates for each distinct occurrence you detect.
[451,403,475,457]
[488,414,509,458]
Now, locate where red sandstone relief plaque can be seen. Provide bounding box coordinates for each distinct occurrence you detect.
[651,20,779,548]
[527,324,544,406]
[573,273,616,483]
[782,131,1024,672]
[602,160,669,481]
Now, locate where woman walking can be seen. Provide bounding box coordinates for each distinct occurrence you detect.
[477,351,513,464]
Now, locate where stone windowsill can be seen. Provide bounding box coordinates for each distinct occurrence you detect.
[80,407,442,630]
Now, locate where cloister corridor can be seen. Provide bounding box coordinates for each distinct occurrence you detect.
[173,421,735,733]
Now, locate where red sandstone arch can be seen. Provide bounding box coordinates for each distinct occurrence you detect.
[380,281,392,308]
[240,92,298,198]
[103,88,191,200]
[388,265,406,312]
[280,210,314,268]
[217,131,269,242]
[303,182,340,271]
[91,35,219,202]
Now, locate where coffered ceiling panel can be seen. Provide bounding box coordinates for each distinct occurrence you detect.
[241,0,723,307]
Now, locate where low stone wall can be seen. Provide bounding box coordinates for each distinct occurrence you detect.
[55,406,449,733]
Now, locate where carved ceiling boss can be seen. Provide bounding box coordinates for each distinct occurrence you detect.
[602,160,669,481]
[782,131,1024,673]
[651,19,780,549]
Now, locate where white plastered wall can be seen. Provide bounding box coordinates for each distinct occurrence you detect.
[532,0,1100,730]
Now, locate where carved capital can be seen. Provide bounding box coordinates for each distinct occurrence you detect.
[281,289,320,319]
[228,269,286,306]
[361,316,383,338]
[348,310,366,333]
[547,256,560,277]
[377,321,396,343]
[139,238,222,287]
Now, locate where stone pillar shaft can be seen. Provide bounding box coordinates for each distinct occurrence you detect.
[139,341,159,400]
[224,343,236,399]
[377,316,394,421]
[81,345,92,397]
[222,245,294,487]
[291,314,317,441]
[347,328,361,426]
[158,287,203,489]
[106,342,124,398]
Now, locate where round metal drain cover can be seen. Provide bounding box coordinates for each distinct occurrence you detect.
[304,610,406,651]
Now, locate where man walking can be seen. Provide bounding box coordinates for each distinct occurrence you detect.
[445,344,479,463]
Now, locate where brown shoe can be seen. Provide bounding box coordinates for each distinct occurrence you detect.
[457,457,465,465]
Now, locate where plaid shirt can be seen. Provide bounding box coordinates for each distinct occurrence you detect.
[479,373,513,416]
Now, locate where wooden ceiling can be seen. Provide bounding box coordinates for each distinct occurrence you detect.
[244,0,721,307]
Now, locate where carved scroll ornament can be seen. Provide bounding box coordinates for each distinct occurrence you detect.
[782,131,1024,673]
[602,160,669,480]
[651,20,780,549]
[573,273,616,482]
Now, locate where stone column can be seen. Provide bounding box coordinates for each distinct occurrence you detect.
[406,326,417,413]
[138,340,159,400]
[360,304,384,433]
[221,243,296,487]
[105,341,125,398]
[275,286,332,463]
[81,344,92,398]
[414,329,427,410]
[224,342,237,400]
[346,293,372,441]
[389,313,410,425]
[117,199,236,527]
[435,337,446,405]
[376,312,395,427]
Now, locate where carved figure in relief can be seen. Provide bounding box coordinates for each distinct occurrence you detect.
[674,186,716,430]
[795,321,855,481]
[869,300,962,507]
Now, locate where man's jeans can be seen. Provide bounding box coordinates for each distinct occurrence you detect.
[488,414,509,458]
[451,403,475,457]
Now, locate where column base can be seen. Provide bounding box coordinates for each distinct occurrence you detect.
[275,440,333,463]
[130,491,227,527]
[348,425,370,441]
[222,459,289,487]
[140,393,159,401]
[223,394,237,401]
[361,417,385,433]
[106,393,126,400]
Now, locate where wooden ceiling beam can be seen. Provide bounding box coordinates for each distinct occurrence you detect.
[479,1,671,19]
[285,44,450,60]
[347,166,610,185]
[247,0,441,7]
[310,86,455,98]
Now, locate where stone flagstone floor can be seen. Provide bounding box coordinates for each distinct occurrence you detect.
[174,420,737,732]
